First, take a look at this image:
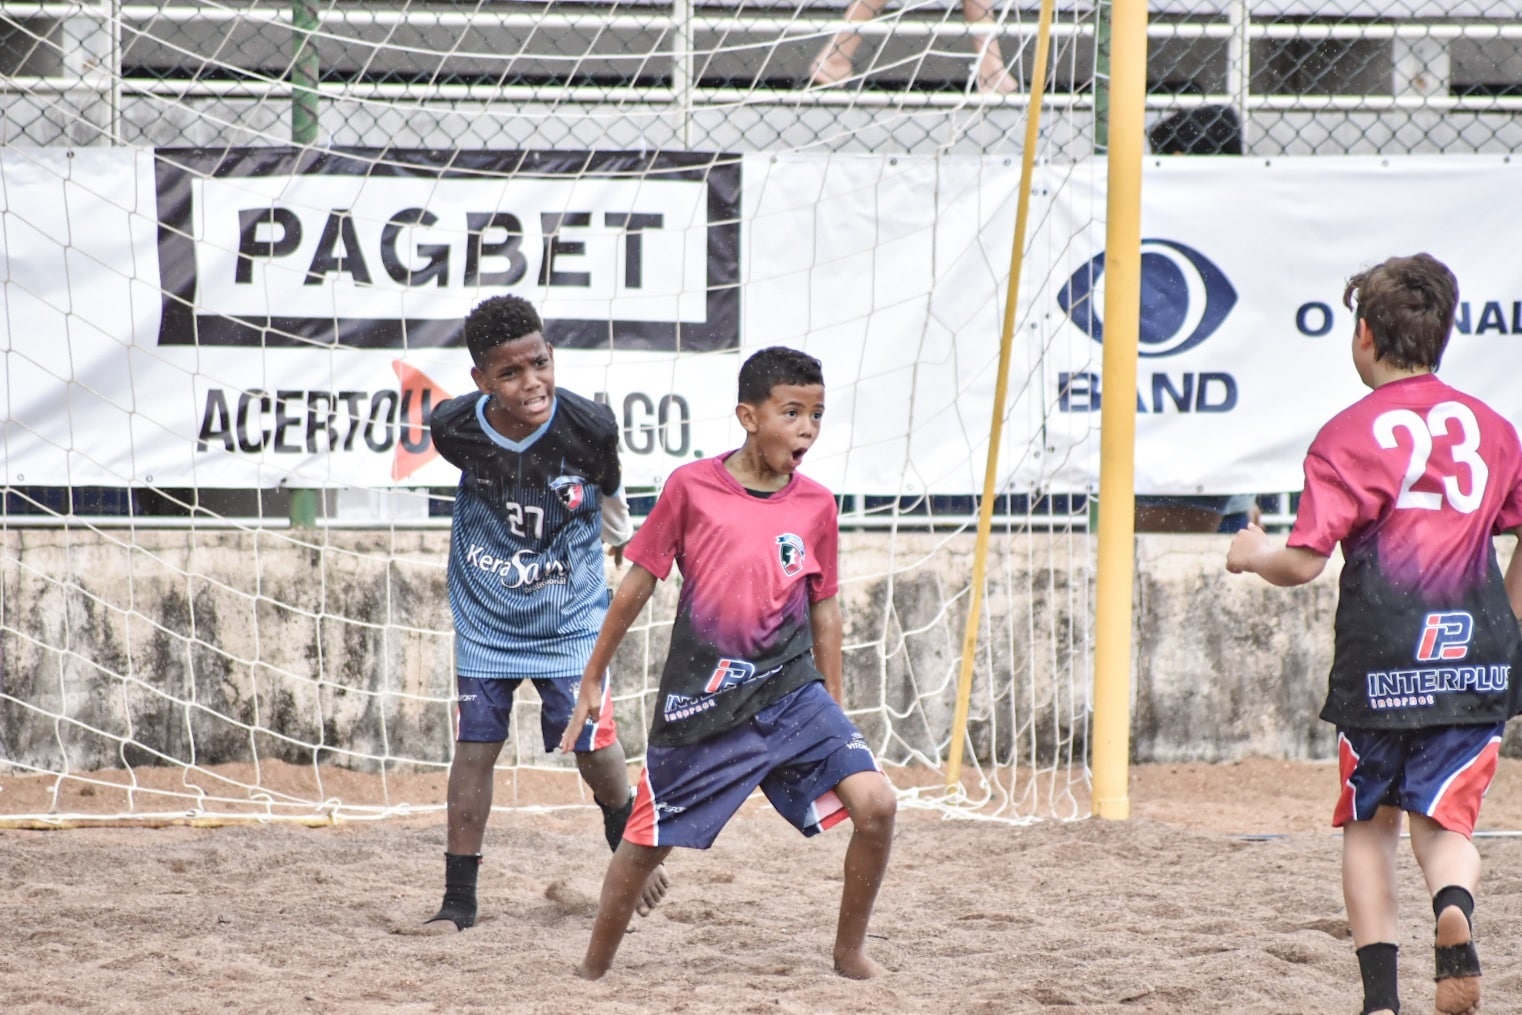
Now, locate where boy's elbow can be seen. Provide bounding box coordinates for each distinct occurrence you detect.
[614,564,658,603]
[1281,551,1328,586]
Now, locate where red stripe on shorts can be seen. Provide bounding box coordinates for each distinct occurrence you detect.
[623,768,658,847]
[813,788,850,833]
[1428,736,1502,837]
[1332,733,1359,828]
[591,678,618,751]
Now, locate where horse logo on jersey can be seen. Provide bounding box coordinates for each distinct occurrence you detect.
[775,533,806,577]
[1415,611,1473,662]
[549,474,586,511]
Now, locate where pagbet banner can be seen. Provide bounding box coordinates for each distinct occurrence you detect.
[2,148,1521,495]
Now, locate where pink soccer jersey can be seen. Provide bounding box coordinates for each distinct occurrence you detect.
[626,453,840,746]
[1288,374,1522,728]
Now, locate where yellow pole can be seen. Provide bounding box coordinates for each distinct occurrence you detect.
[1091,0,1147,820]
[945,0,1057,793]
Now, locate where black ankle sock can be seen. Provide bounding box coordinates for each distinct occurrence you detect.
[1432,885,1474,930]
[597,789,635,852]
[1432,885,1482,981]
[1356,942,1399,1015]
[429,851,481,929]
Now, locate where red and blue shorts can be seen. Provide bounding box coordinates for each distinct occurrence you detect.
[454,673,616,753]
[624,680,883,849]
[1333,723,1505,837]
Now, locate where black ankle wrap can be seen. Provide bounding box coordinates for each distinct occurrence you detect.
[1431,884,1480,982]
[1435,943,1481,982]
[428,851,481,930]
[1432,885,1474,929]
[598,790,635,852]
[1356,942,1400,1015]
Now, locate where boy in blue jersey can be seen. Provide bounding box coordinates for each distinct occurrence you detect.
[560,346,898,980]
[1228,254,1522,1015]
[423,295,667,932]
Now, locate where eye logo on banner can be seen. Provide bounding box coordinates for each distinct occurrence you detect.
[1057,239,1238,357]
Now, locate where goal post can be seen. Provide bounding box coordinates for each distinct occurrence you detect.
[0,0,1165,828]
[1091,0,1146,822]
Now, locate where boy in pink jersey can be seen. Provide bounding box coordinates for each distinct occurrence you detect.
[1228,253,1522,1015]
[559,346,897,980]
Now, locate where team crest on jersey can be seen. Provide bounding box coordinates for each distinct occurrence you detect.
[1415,611,1473,662]
[775,533,806,577]
[550,474,586,511]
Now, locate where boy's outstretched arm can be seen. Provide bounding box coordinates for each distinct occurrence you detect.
[1505,525,1522,621]
[1226,522,1329,587]
[810,595,845,704]
[558,564,659,753]
[601,487,632,568]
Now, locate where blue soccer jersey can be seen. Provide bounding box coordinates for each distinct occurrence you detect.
[431,388,626,678]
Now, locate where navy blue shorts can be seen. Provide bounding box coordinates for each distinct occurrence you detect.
[623,681,883,849]
[454,674,616,753]
[1333,723,1505,836]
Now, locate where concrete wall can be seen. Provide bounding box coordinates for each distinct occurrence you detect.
[2,528,1517,773]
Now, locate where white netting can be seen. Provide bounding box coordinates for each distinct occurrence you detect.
[25,1,1522,827]
[0,2,1116,827]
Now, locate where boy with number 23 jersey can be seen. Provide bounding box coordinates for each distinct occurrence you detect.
[1228,253,1522,1015]
[1292,370,1522,729]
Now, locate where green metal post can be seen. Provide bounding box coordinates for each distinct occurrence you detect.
[292,0,319,146]
[289,0,320,527]
[1094,0,1111,153]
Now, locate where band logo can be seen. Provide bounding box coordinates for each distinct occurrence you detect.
[154,148,741,353]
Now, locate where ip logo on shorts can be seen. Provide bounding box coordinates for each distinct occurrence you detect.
[1415,611,1473,662]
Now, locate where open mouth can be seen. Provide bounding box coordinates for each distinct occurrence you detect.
[523,395,550,412]
[791,448,807,464]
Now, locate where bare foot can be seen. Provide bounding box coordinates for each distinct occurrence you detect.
[810,38,856,86]
[573,959,606,981]
[833,950,887,980]
[1435,977,1481,1014]
[1435,904,1481,1015]
[416,917,464,935]
[972,40,1017,95]
[977,66,1018,95]
[636,862,670,917]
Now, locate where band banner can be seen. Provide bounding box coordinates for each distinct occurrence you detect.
[2,148,1518,494]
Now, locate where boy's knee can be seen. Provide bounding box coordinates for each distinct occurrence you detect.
[849,780,897,833]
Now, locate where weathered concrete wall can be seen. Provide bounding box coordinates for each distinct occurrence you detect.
[1132,534,1522,762]
[2,529,1517,772]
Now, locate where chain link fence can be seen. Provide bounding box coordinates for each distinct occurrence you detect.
[2,1,1521,156]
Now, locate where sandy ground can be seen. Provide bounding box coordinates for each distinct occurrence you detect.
[5,758,1522,1014]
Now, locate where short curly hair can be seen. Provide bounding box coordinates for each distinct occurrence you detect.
[463,295,544,365]
[1342,253,1458,372]
[737,346,824,405]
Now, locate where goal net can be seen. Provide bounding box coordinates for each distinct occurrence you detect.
[27,0,1517,826]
